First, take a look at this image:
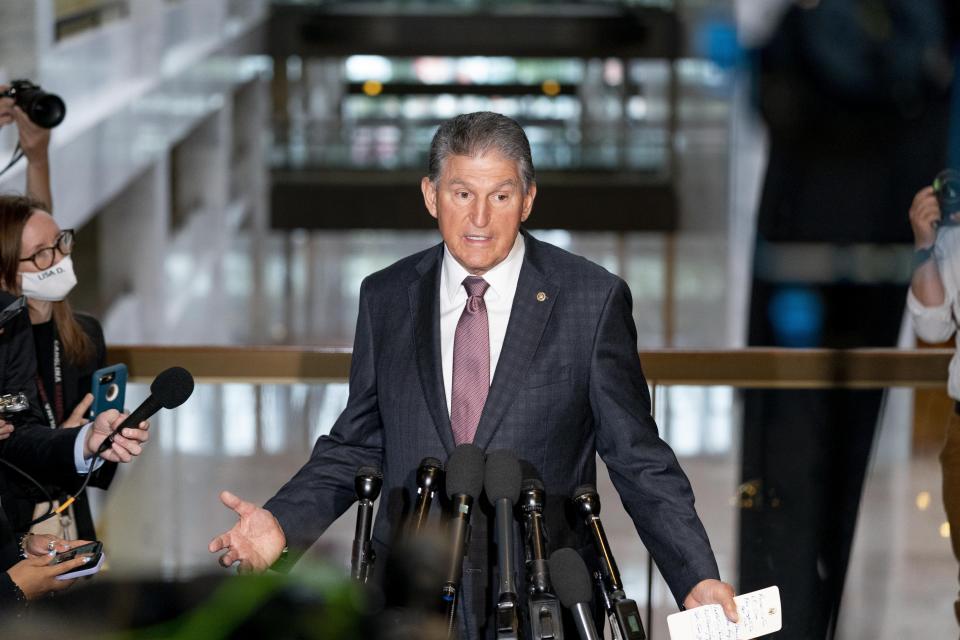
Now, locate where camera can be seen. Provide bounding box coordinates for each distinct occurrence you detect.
[0,392,28,415]
[0,79,66,129]
[935,169,960,225]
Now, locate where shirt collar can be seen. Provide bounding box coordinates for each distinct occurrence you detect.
[442,233,526,304]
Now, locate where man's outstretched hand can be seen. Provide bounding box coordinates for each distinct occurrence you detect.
[684,579,738,623]
[208,491,286,574]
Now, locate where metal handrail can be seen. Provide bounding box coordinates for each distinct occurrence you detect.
[106,345,954,388]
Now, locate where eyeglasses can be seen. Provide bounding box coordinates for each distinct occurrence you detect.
[19,229,75,271]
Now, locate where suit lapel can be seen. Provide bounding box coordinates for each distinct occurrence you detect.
[408,246,456,455]
[472,233,559,451]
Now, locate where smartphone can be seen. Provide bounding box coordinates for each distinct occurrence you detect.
[0,295,26,329]
[51,540,105,580]
[89,364,127,419]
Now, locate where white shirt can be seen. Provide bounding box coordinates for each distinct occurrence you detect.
[908,225,960,400]
[440,233,525,414]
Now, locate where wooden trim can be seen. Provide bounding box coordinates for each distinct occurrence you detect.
[106,346,954,388]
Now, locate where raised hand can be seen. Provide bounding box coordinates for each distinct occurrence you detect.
[11,105,51,164]
[684,578,738,623]
[909,186,942,249]
[208,491,286,574]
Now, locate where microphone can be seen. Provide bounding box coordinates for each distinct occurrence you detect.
[351,466,383,583]
[95,366,194,455]
[410,456,444,535]
[484,450,523,640]
[573,485,646,640]
[441,444,484,635]
[520,477,564,640]
[549,548,602,640]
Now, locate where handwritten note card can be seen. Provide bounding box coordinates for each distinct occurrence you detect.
[667,586,782,640]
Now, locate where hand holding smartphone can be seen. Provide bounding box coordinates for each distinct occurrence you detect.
[51,540,105,581]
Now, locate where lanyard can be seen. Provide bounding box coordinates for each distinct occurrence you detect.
[35,337,64,429]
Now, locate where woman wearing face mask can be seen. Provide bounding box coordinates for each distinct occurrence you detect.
[0,195,115,542]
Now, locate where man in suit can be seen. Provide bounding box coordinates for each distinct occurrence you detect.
[209,112,736,636]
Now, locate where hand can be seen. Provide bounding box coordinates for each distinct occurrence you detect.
[83,409,150,463]
[910,186,944,249]
[23,535,89,558]
[0,419,13,441]
[61,393,94,429]
[684,578,738,623]
[0,85,13,127]
[208,491,286,574]
[6,552,95,600]
[11,105,51,164]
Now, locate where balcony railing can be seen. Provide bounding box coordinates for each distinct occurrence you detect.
[107,345,953,388]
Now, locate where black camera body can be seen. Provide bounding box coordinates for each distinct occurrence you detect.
[1,79,65,129]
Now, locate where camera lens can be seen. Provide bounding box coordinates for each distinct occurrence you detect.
[934,169,960,221]
[27,94,66,129]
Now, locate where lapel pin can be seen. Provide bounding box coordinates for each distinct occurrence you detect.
[536,291,547,302]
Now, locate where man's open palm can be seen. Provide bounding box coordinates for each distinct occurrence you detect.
[208,491,286,574]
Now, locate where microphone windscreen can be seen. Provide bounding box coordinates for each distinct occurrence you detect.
[549,548,594,608]
[572,484,598,500]
[521,477,544,493]
[150,367,195,409]
[445,444,484,499]
[483,449,522,503]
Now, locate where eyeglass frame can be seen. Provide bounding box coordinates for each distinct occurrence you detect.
[19,229,75,271]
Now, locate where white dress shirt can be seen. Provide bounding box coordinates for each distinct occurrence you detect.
[440,233,525,414]
[908,224,960,400]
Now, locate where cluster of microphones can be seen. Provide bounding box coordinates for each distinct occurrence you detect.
[349,443,648,640]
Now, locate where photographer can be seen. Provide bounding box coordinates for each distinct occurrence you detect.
[0,83,52,210]
[907,181,960,624]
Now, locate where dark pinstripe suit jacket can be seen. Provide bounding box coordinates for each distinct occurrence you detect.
[265,230,719,636]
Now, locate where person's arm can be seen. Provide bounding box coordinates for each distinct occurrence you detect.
[12,106,52,211]
[210,279,385,571]
[589,278,736,619]
[907,186,957,343]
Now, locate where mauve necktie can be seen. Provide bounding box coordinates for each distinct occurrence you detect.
[450,276,490,445]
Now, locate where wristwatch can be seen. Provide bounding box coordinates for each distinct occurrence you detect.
[912,246,935,271]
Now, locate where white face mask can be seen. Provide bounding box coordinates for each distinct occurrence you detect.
[20,255,78,302]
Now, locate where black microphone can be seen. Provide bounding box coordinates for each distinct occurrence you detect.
[442,443,485,630]
[410,456,444,535]
[521,478,564,640]
[549,548,601,640]
[96,366,194,455]
[484,450,523,640]
[573,485,646,640]
[351,466,383,583]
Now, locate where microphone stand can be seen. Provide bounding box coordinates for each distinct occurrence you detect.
[352,468,382,583]
[573,486,646,640]
[520,480,564,640]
